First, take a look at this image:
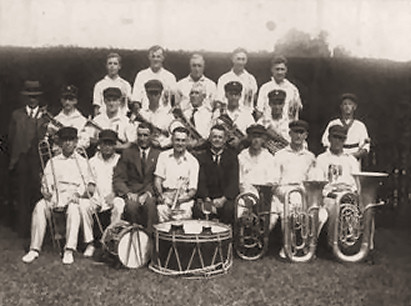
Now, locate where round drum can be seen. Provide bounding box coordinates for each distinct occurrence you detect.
[101,220,151,269]
[149,220,233,278]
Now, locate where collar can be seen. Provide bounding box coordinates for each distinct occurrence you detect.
[26,105,39,116]
[58,109,82,119]
[55,152,77,160]
[231,68,247,76]
[270,76,286,86]
[284,145,307,155]
[210,147,224,156]
[104,75,120,81]
[188,74,206,83]
[96,151,118,162]
[167,149,188,161]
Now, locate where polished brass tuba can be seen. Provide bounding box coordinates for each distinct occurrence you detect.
[329,172,388,262]
[282,181,327,262]
[234,184,273,260]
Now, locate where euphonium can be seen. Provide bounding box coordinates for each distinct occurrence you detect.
[282,181,326,262]
[329,172,388,262]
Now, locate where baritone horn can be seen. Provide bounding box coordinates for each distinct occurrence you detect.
[329,172,388,263]
[282,180,327,262]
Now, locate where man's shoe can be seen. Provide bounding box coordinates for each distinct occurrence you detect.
[22,250,39,263]
[62,250,74,265]
[83,244,95,258]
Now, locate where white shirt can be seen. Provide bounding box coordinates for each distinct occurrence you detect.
[90,112,135,143]
[155,149,199,190]
[257,114,290,143]
[316,149,360,194]
[256,77,302,119]
[213,107,255,135]
[93,75,132,116]
[131,67,177,110]
[272,146,316,185]
[89,152,120,209]
[238,148,276,189]
[182,104,213,139]
[43,152,94,208]
[216,69,258,110]
[176,74,217,111]
[26,106,40,118]
[51,109,89,148]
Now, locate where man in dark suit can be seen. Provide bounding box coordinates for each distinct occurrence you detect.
[193,124,239,225]
[8,81,48,238]
[113,122,160,233]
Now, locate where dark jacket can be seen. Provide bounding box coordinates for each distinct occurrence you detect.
[197,145,239,200]
[113,143,160,197]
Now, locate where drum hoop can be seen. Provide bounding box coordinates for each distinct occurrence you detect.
[154,231,232,243]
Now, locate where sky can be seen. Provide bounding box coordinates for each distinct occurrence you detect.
[1,0,411,61]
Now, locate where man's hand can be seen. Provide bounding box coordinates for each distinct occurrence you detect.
[104,193,116,207]
[138,192,150,205]
[127,192,139,203]
[93,105,101,117]
[86,183,96,197]
[157,204,171,221]
[68,192,81,204]
[228,135,241,148]
[213,196,227,209]
[41,185,53,201]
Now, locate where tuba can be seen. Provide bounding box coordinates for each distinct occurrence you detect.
[234,184,273,260]
[329,172,388,262]
[282,181,327,262]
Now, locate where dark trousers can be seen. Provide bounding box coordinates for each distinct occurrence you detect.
[192,199,234,226]
[123,196,158,234]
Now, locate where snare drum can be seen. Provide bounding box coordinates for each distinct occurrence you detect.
[149,220,233,278]
[101,220,151,269]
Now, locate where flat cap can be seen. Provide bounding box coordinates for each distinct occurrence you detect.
[103,87,122,99]
[144,79,163,93]
[61,85,78,99]
[340,93,358,104]
[289,120,309,132]
[268,89,286,101]
[329,125,347,138]
[98,129,117,143]
[246,124,267,136]
[56,126,77,140]
[224,81,243,94]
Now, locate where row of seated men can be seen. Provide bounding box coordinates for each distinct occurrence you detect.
[21,117,363,265]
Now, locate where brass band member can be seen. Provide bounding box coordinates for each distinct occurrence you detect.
[321,93,370,169]
[154,127,199,222]
[22,127,94,264]
[193,124,239,225]
[270,120,318,258]
[8,81,48,238]
[113,122,160,232]
[79,130,126,257]
[316,125,360,238]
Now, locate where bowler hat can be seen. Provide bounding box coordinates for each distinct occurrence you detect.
[21,80,43,96]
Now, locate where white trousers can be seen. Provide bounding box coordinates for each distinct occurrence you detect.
[79,197,125,244]
[29,199,81,251]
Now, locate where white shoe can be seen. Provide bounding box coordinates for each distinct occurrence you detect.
[22,250,39,263]
[279,248,286,259]
[62,250,74,265]
[83,244,95,258]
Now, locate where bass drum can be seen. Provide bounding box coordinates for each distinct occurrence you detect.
[101,220,151,269]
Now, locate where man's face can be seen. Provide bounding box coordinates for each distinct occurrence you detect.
[148,49,164,70]
[172,131,188,154]
[61,96,77,112]
[104,96,121,113]
[146,90,162,106]
[329,134,346,153]
[190,58,204,80]
[290,129,308,146]
[26,95,40,108]
[189,88,205,108]
[225,91,241,108]
[271,63,287,83]
[106,57,121,77]
[250,134,264,150]
[269,100,284,117]
[340,99,357,116]
[99,140,116,157]
[209,129,226,150]
[137,127,151,149]
[61,138,77,156]
[232,52,247,70]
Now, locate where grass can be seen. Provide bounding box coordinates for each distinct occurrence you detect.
[1,221,411,306]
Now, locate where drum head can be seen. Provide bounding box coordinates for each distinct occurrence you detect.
[118,227,151,269]
[154,219,230,235]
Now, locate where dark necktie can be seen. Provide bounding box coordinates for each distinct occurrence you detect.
[213,154,220,165]
[141,150,146,174]
[190,107,198,126]
[29,108,34,118]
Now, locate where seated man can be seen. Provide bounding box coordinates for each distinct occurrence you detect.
[79,129,126,257]
[22,127,94,265]
[154,127,199,222]
[316,125,360,238]
[193,124,239,225]
[113,122,161,233]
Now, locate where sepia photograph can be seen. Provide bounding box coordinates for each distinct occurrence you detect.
[0,0,410,305]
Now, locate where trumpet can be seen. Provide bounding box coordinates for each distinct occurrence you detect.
[171,107,204,141]
[85,116,126,144]
[129,111,169,137]
[216,114,245,140]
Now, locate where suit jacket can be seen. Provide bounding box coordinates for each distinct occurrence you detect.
[197,145,239,200]
[8,107,48,169]
[113,143,160,197]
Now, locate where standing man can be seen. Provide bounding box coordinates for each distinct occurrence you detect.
[193,124,239,225]
[131,45,177,110]
[113,122,160,233]
[216,48,258,112]
[321,93,370,169]
[8,80,48,238]
[256,55,302,121]
[93,52,132,117]
[154,127,199,222]
[176,53,217,111]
